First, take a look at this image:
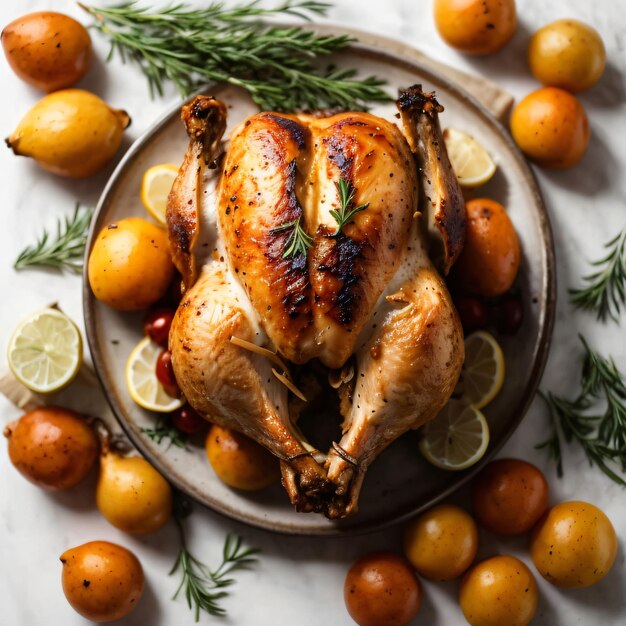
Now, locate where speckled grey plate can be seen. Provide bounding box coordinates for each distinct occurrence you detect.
[84,28,555,536]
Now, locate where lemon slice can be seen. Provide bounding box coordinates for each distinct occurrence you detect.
[455,331,505,409]
[443,128,496,188]
[419,400,489,470]
[141,163,179,225]
[7,308,83,393]
[126,337,184,413]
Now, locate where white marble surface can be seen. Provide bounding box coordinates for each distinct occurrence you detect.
[0,0,625,624]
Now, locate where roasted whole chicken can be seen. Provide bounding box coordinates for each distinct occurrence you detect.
[167,86,465,519]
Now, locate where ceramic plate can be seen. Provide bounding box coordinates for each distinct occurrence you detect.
[84,29,555,536]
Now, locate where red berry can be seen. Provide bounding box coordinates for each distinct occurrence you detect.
[498,295,524,335]
[144,308,175,347]
[172,405,205,435]
[456,296,489,332]
[155,349,180,398]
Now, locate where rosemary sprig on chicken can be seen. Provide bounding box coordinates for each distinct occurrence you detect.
[81,0,390,111]
[569,225,626,322]
[330,178,370,236]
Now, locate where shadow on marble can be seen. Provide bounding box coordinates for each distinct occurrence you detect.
[122,576,163,626]
[459,20,533,84]
[580,60,626,109]
[413,579,459,626]
[43,463,98,512]
[540,126,617,196]
[76,54,112,102]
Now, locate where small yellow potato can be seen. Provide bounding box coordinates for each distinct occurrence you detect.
[1,12,92,91]
[459,555,538,626]
[60,541,144,622]
[403,504,478,581]
[96,451,172,534]
[88,217,174,311]
[4,406,98,490]
[528,19,606,92]
[510,87,589,168]
[206,424,280,491]
[531,501,617,588]
[6,89,130,178]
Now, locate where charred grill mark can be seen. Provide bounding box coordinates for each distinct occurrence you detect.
[323,129,356,179]
[397,84,444,117]
[316,227,366,326]
[170,216,193,254]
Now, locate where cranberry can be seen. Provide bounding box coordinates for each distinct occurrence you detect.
[498,294,524,335]
[144,308,175,347]
[155,349,180,398]
[456,296,489,332]
[172,405,206,435]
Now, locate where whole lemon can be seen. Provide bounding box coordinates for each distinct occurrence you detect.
[6,89,130,178]
[531,501,617,588]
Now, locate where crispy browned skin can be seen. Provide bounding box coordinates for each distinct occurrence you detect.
[398,85,466,275]
[167,88,465,519]
[167,97,332,512]
[219,111,417,367]
[167,97,227,287]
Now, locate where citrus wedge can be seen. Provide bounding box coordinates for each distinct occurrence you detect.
[140,163,179,225]
[455,331,505,409]
[419,400,489,470]
[7,307,83,393]
[443,127,496,188]
[126,336,184,413]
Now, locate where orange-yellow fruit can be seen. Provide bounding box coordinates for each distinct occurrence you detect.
[434,0,516,55]
[88,217,174,311]
[1,12,92,91]
[528,19,606,92]
[60,541,144,622]
[460,555,538,626]
[4,406,98,490]
[344,552,421,626]
[531,501,617,588]
[206,424,279,490]
[510,87,589,168]
[403,504,478,581]
[455,198,520,296]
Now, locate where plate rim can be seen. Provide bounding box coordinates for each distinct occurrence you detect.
[83,31,556,536]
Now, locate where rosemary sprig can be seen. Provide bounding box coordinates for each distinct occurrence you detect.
[14,204,93,272]
[536,335,626,486]
[141,419,188,449]
[82,1,390,112]
[271,215,313,259]
[569,225,626,322]
[330,178,369,236]
[171,495,260,621]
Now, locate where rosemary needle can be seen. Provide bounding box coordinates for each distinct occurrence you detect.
[330,178,369,236]
[14,204,93,273]
[569,225,626,322]
[171,495,260,620]
[536,335,626,486]
[82,1,390,112]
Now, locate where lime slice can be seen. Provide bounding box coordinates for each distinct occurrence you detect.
[455,331,505,409]
[141,163,179,225]
[444,127,496,188]
[7,307,83,393]
[126,336,184,413]
[419,400,489,470]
